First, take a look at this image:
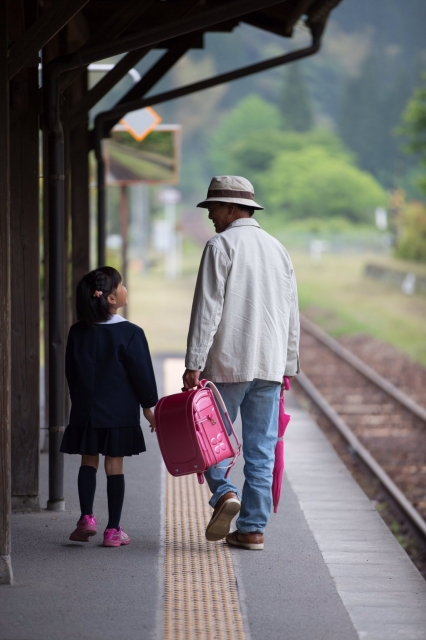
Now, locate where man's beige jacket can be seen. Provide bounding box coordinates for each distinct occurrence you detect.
[185,218,300,383]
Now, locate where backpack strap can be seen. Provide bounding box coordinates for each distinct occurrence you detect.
[202,381,242,477]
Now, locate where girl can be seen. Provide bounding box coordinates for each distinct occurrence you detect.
[60,266,158,547]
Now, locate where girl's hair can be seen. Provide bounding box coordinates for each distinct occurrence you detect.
[76,266,122,327]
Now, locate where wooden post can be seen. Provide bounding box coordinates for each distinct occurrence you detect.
[41,23,67,455]
[9,0,40,512]
[0,0,13,585]
[120,185,129,319]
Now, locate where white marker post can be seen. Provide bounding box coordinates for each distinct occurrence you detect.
[158,188,181,280]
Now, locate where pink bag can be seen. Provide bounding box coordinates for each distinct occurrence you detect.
[155,379,241,485]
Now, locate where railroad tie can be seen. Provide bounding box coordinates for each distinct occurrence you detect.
[163,472,246,640]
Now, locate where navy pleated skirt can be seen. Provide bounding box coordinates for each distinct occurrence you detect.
[60,422,146,457]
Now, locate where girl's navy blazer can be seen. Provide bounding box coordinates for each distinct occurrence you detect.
[66,320,158,429]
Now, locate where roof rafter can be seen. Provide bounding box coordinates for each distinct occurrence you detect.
[94,19,324,137]
[67,0,287,66]
[67,0,201,128]
[8,0,90,80]
[68,48,150,128]
[101,47,190,134]
[60,0,157,91]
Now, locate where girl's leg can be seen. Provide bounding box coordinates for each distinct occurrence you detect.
[105,456,124,530]
[78,455,99,517]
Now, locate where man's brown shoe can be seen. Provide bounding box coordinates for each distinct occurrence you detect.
[205,492,241,542]
[226,530,264,550]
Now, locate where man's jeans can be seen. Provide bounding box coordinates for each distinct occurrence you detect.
[204,379,281,534]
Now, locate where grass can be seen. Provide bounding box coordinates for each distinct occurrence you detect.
[127,236,426,367]
[290,250,426,366]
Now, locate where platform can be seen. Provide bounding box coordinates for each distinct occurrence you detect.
[1,356,426,640]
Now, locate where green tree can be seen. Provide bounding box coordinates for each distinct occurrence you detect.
[280,63,313,132]
[338,55,382,178]
[339,55,414,186]
[208,94,281,175]
[400,72,426,195]
[220,128,349,198]
[395,201,426,262]
[260,145,387,222]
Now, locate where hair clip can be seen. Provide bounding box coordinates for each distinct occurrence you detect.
[93,290,103,298]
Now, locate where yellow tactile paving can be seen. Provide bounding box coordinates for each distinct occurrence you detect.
[163,359,246,640]
[164,473,246,640]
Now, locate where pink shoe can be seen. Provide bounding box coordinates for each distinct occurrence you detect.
[69,515,97,542]
[103,526,131,547]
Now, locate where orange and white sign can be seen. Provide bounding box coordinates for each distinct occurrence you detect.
[118,107,162,142]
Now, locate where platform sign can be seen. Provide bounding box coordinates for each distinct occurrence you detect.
[105,123,181,185]
[119,107,162,142]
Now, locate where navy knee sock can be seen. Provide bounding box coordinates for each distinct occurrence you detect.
[78,465,97,517]
[107,474,125,530]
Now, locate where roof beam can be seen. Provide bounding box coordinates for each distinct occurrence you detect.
[8,0,90,80]
[66,0,286,67]
[241,0,312,37]
[67,0,201,128]
[60,0,156,91]
[68,48,150,128]
[307,0,343,25]
[94,22,324,133]
[80,0,156,51]
[101,47,190,134]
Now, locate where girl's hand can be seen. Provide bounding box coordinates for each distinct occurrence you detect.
[143,408,156,433]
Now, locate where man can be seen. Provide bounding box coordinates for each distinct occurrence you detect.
[183,175,299,550]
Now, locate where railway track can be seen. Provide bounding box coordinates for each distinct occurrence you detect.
[295,315,426,539]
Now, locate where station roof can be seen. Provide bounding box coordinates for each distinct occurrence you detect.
[69,0,342,51]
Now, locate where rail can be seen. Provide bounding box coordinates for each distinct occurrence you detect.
[300,315,426,424]
[297,315,426,539]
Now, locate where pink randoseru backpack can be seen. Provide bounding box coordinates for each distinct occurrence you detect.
[155,379,241,485]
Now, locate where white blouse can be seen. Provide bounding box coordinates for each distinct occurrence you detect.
[98,314,128,325]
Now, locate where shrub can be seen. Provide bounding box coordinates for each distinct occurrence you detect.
[395,201,426,262]
[260,146,387,223]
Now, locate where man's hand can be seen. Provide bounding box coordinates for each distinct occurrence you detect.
[183,369,201,390]
[281,376,294,391]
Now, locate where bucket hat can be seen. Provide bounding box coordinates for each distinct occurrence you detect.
[197,176,264,210]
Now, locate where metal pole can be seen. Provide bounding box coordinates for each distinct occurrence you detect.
[120,185,129,318]
[45,69,65,511]
[95,134,106,267]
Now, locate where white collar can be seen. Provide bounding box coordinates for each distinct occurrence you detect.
[227,218,261,230]
[98,314,128,325]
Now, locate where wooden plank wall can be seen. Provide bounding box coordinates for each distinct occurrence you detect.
[0,0,13,585]
[9,0,40,511]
